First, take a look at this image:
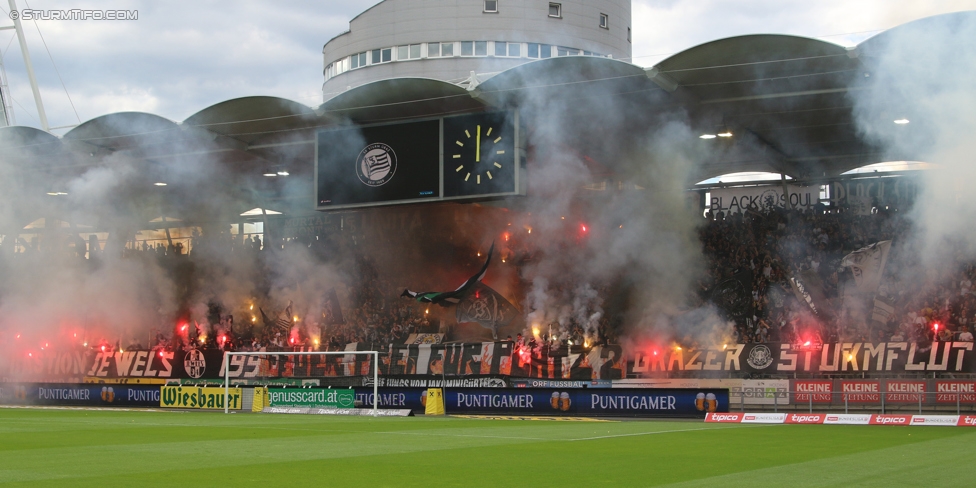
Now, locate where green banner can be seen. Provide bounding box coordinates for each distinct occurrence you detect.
[267,388,355,408]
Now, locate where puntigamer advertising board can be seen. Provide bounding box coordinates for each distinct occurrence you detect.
[267,388,355,408]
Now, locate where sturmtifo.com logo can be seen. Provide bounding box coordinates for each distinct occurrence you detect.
[356,143,397,187]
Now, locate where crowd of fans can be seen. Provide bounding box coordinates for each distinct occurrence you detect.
[6,198,976,358]
[699,206,976,345]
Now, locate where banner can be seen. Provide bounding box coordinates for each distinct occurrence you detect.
[842,241,891,293]
[707,413,975,427]
[159,386,242,410]
[445,388,729,417]
[267,388,354,408]
[794,380,833,403]
[627,342,976,375]
[789,269,829,317]
[732,379,789,405]
[455,283,519,336]
[885,380,925,403]
[936,381,976,404]
[0,383,161,407]
[403,333,444,344]
[708,185,819,214]
[840,380,881,403]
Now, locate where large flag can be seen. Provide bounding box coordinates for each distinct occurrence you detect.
[402,242,494,307]
[871,295,896,326]
[841,241,892,293]
[789,269,829,317]
[711,268,754,319]
[322,288,344,325]
[455,282,519,339]
[260,301,294,333]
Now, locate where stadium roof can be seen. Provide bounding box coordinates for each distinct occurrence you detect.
[0,11,970,217]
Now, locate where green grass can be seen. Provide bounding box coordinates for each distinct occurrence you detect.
[0,407,973,487]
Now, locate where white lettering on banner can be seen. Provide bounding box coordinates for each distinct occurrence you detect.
[705,413,743,423]
[869,414,911,425]
[85,351,174,378]
[220,355,263,378]
[38,388,90,400]
[126,389,159,402]
[958,416,976,426]
[936,381,976,403]
[269,390,339,404]
[355,392,407,407]
[455,393,535,409]
[785,414,824,424]
[589,394,676,410]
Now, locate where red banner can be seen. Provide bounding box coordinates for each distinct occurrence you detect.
[958,415,976,426]
[794,380,832,403]
[885,380,925,403]
[841,380,880,403]
[704,412,743,423]
[869,414,912,426]
[935,381,976,404]
[784,413,825,424]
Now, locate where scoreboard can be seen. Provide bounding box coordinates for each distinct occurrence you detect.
[315,111,523,210]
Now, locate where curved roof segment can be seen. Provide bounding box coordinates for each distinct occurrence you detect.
[0,11,970,208]
[321,77,483,124]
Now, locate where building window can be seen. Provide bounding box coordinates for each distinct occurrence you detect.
[441,42,454,56]
[548,3,561,18]
[484,0,497,13]
[600,13,608,29]
[529,43,551,58]
[461,41,473,56]
[556,46,578,56]
[372,48,392,64]
[397,44,422,61]
[475,41,487,56]
[349,52,368,69]
[494,42,521,57]
[428,42,440,57]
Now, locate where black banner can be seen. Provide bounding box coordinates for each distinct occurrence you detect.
[628,342,976,375]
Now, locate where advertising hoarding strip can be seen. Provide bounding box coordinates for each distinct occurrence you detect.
[706,413,976,427]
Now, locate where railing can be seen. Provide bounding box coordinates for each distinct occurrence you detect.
[730,390,976,415]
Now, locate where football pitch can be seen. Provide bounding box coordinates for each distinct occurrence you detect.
[0,407,973,487]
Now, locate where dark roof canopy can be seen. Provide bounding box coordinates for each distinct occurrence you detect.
[0,11,969,215]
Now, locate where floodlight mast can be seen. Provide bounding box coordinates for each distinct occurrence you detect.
[222,350,379,416]
[5,0,48,130]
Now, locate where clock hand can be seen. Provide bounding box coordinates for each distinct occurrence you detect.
[476,125,481,163]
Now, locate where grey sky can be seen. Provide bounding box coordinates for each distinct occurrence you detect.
[0,0,974,133]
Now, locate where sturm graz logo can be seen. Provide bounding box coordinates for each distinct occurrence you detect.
[184,350,206,378]
[746,344,774,370]
[356,143,397,187]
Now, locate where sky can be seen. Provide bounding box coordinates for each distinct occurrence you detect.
[0,0,974,134]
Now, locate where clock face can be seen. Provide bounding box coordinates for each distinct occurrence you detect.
[443,112,516,197]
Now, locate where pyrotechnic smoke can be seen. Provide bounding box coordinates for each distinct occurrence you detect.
[851,12,976,283]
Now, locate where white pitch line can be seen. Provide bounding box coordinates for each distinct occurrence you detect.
[569,424,774,441]
[373,430,553,441]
